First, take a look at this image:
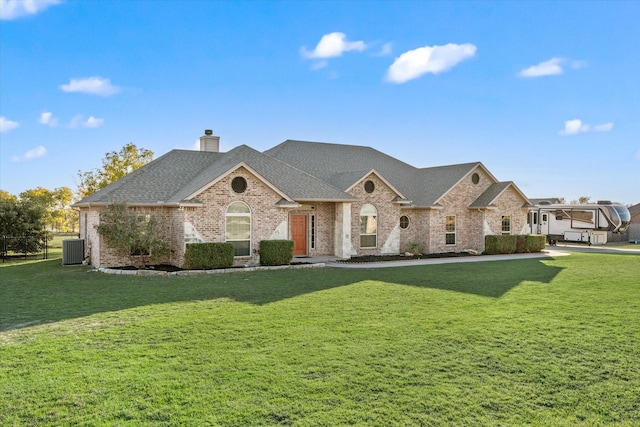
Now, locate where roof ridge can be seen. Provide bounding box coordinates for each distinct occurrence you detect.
[260,146,352,195]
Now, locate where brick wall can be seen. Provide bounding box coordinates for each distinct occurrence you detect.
[484,187,529,236]
[428,167,493,253]
[399,208,431,254]
[183,167,290,265]
[347,173,402,255]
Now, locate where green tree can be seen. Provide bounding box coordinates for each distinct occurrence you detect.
[0,190,17,201]
[77,143,153,199]
[95,202,170,267]
[52,187,77,232]
[0,196,48,254]
[18,186,77,232]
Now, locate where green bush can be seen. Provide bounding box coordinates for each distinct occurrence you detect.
[184,242,234,269]
[486,234,546,254]
[524,234,546,253]
[484,235,517,255]
[259,240,294,266]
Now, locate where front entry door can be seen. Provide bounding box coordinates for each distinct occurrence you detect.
[291,215,307,256]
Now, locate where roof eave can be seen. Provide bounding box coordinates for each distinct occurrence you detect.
[73,201,204,209]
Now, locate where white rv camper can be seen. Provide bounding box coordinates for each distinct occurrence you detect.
[528,201,631,245]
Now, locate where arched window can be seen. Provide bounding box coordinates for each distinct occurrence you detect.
[226,201,251,256]
[360,204,377,248]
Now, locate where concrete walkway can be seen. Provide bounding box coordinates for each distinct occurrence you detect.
[319,243,640,269]
[545,243,640,255]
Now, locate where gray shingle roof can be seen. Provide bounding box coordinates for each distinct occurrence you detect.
[74,145,355,206]
[74,138,523,209]
[469,182,513,208]
[74,150,224,206]
[266,140,482,207]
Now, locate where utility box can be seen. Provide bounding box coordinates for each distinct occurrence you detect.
[62,239,84,265]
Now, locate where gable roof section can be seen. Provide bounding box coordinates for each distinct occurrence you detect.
[469,181,531,209]
[74,145,355,207]
[73,149,223,206]
[266,140,483,208]
[411,162,485,207]
[179,145,354,202]
[343,169,407,200]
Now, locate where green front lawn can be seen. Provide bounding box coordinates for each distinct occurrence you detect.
[1,253,639,425]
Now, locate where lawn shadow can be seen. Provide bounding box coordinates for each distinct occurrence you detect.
[1,257,564,332]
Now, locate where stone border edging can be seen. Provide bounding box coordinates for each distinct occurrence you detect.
[96,262,326,276]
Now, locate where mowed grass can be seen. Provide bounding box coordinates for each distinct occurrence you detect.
[1,253,639,426]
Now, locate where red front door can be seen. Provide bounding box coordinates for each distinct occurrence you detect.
[291,215,307,256]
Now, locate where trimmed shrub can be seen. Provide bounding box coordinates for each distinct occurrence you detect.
[260,240,294,266]
[524,234,546,253]
[484,235,517,255]
[184,242,234,269]
[486,234,546,254]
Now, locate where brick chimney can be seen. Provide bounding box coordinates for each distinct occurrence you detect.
[199,129,220,152]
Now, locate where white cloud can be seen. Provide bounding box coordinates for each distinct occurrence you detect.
[559,119,614,135]
[60,77,120,96]
[69,114,104,129]
[84,115,104,128]
[560,119,589,135]
[386,43,477,84]
[593,122,614,132]
[301,32,367,59]
[519,57,564,77]
[12,146,47,162]
[39,111,58,127]
[0,116,19,133]
[0,0,61,20]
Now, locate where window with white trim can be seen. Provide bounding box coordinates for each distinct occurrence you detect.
[360,204,377,248]
[226,201,251,256]
[399,215,410,230]
[501,215,511,235]
[445,215,456,245]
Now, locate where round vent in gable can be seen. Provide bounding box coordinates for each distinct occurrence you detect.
[471,173,480,184]
[232,177,247,193]
[364,180,375,193]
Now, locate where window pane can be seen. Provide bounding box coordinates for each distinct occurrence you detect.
[231,241,250,257]
[361,234,377,248]
[360,204,377,216]
[226,216,250,240]
[445,233,456,245]
[360,216,377,234]
[502,216,511,232]
[445,216,456,232]
[227,201,250,214]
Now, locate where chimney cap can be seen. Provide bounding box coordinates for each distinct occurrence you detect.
[204,129,213,136]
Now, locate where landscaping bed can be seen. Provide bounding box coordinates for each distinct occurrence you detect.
[340,251,475,263]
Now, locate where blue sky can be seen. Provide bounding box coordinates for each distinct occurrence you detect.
[1,0,638,204]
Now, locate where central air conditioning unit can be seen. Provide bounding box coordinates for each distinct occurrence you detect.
[62,239,84,265]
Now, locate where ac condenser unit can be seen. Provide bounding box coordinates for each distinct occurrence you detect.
[62,239,84,265]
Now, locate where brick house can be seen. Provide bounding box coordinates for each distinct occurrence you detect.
[74,131,532,268]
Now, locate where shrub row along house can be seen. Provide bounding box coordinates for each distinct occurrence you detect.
[74,130,532,268]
